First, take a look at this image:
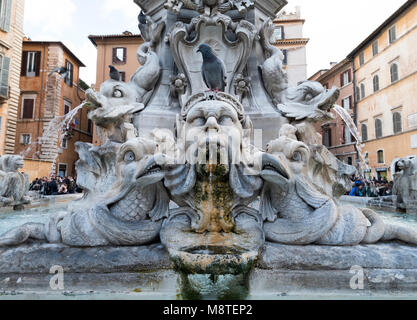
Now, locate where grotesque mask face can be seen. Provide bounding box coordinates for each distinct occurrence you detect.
[182,100,243,175]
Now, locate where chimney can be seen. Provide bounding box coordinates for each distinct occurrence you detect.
[330,62,338,68]
[295,6,301,18]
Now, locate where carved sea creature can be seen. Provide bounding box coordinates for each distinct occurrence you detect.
[131,43,161,102]
[259,19,289,105]
[260,125,417,246]
[0,138,170,247]
[86,81,144,143]
[393,157,417,209]
[0,155,30,207]
[278,81,340,121]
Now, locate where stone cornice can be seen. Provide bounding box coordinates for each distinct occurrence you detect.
[255,0,288,19]
[276,38,309,46]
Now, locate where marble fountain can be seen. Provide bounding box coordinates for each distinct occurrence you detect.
[1,0,417,300]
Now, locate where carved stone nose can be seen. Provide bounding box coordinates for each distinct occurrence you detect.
[205,116,219,131]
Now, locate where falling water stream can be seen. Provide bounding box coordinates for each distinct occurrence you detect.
[20,103,86,174]
[333,105,370,175]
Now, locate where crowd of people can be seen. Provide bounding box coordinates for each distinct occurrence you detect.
[349,176,394,198]
[29,176,80,196]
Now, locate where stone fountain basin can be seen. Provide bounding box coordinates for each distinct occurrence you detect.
[168,245,259,275]
[1,241,417,296]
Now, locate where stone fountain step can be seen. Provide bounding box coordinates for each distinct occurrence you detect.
[1,241,417,294]
[1,241,417,273]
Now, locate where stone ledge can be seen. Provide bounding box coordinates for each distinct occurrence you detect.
[259,242,417,270]
[0,242,172,274]
[1,241,417,275]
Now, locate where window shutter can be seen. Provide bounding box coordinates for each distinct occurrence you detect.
[21,51,28,76]
[123,48,127,63]
[70,64,73,87]
[349,96,352,109]
[0,56,10,98]
[22,99,34,119]
[112,48,117,64]
[1,0,12,32]
[281,27,285,40]
[35,52,41,77]
[348,70,352,83]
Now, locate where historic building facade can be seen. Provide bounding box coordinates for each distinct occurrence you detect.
[274,6,309,87]
[14,41,92,180]
[348,0,417,180]
[88,31,144,90]
[309,58,357,166]
[0,0,24,155]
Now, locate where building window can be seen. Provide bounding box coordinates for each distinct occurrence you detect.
[58,163,68,178]
[274,26,284,41]
[377,150,385,164]
[372,41,379,56]
[348,157,353,166]
[64,100,71,115]
[0,0,12,32]
[61,138,68,149]
[341,70,351,87]
[113,47,127,64]
[355,86,360,102]
[389,25,397,44]
[375,118,383,139]
[360,83,365,100]
[323,127,332,147]
[21,95,36,119]
[0,53,10,99]
[344,125,352,144]
[343,96,352,110]
[119,71,126,82]
[282,49,288,65]
[393,112,402,134]
[390,63,399,83]
[20,134,31,145]
[21,51,41,77]
[361,124,368,142]
[359,52,365,66]
[65,60,73,87]
[373,75,379,92]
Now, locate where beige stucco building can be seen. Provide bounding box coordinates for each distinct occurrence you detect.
[0,0,24,155]
[348,0,417,180]
[274,6,309,87]
[88,31,144,91]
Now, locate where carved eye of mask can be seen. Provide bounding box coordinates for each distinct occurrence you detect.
[218,116,234,125]
[112,89,123,98]
[124,151,136,162]
[190,117,206,126]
